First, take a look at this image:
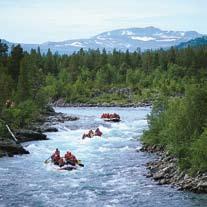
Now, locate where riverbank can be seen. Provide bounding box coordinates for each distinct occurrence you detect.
[52,99,152,108]
[140,145,207,193]
[0,106,79,158]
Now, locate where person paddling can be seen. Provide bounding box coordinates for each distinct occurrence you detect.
[95,128,102,136]
[64,151,78,166]
[82,129,95,139]
[51,148,60,165]
[88,129,95,138]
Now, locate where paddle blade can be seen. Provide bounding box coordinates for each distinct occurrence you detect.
[77,160,84,167]
[44,158,51,164]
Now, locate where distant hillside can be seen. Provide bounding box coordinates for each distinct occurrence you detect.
[177,36,207,48]
[1,27,204,54]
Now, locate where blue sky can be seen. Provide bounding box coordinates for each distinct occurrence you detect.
[0,0,206,43]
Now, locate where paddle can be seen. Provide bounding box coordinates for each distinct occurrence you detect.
[44,157,51,164]
[67,159,84,167]
[77,160,84,167]
[78,163,84,167]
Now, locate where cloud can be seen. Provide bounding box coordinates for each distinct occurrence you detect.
[0,0,206,43]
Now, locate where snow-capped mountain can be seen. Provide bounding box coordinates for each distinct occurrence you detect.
[2,27,203,54]
[88,27,202,51]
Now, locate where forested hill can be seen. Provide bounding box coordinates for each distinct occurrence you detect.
[1,39,207,173]
[177,36,207,48]
[1,39,207,108]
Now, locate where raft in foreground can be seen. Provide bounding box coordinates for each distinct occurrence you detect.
[45,162,77,171]
[45,159,84,171]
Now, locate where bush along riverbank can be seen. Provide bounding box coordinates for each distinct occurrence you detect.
[140,85,207,193]
[0,106,79,158]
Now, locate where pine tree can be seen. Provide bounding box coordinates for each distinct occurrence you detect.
[17,57,30,102]
[0,39,8,66]
[8,44,24,83]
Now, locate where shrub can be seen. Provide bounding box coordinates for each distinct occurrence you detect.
[2,100,39,128]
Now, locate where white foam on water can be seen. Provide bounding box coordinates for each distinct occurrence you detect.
[44,162,60,172]
[112,122,129,130]
[0,167,9,171]
[79,189,98,204]
[99,125,111,132]
[104,205,116,207]
[98,146,111,152]
[110,198,120,204]
[119,145,133,152]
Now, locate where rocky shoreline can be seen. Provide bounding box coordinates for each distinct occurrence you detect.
[140,145,207,193]
[0,106,79,158]
[52,99,152,108]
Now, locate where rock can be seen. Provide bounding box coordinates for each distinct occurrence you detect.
[45,113,79,124]
[153,171,165,180]
[158,179,169,185]
[183,174,190,180]
[140,144,164,153]
[15,130,47,142]
[146,173,153,178]
[62,115,79,121]
[43,127,58,132]
[43,105,56,116]
[197,181,207,188]
[162,164,175,174]
[142,143,207,193]
[53,98,65,107]
[0,137,29,157]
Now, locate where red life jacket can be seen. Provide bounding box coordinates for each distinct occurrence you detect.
[71,155,78,163]
[53,154,60,162]
[95,129,102,136]
[65,153,71,160]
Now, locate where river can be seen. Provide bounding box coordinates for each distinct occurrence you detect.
[0,107,207,207]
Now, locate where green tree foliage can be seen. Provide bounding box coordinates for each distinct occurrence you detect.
[43,49,59,75]
[2,100,39,128]
[8,44,24,83]
[0,40,8,66]
[17,56,31,101]
[0,66,13,109]
[191,129,207,173]
[142,85,207,173]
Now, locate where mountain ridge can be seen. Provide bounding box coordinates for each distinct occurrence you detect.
[1,27,204,54]
[177,36,207,48]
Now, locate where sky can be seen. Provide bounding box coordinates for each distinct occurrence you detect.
[0,0,206,43]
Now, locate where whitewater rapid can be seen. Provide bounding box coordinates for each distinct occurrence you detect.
[0,107,207,207]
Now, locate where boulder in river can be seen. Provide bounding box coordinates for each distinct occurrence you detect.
[15,130,48,142]
[0,137,29,157]
[42,127,58,132]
